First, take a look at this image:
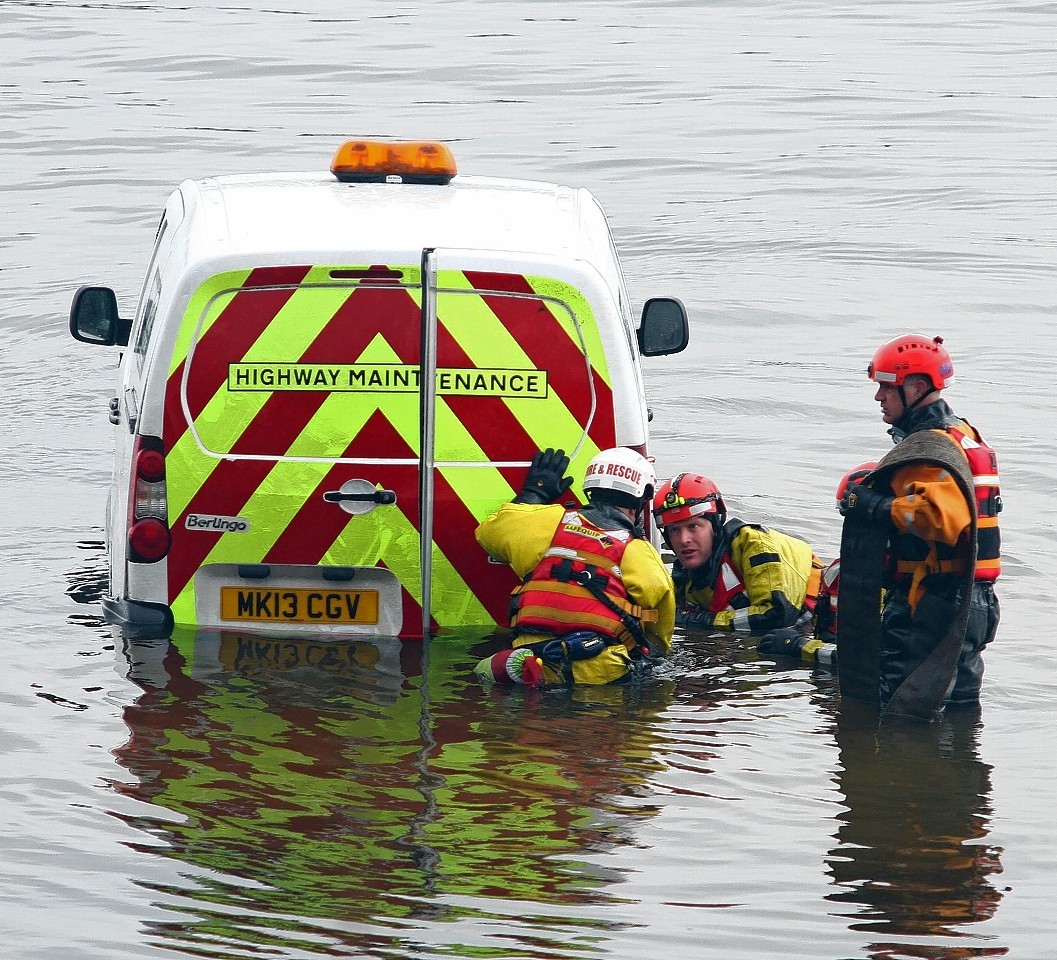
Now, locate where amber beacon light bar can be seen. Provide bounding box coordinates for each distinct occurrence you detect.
[330,139,458,185]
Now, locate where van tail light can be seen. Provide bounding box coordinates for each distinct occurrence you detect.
[128,435,170,563]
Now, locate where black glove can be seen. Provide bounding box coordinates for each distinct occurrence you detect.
[513,448,573,504]
[838,481,893,522]
[758,626,810,657]
[758,628,835,666]
[678,606,715,631]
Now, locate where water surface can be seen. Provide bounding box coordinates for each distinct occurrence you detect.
[1,2,1054,957]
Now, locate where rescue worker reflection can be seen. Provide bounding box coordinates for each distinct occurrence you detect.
[826,708,1005,948]
[837,334,1001,719]
[652,473,827,651]
[475,447,675,686]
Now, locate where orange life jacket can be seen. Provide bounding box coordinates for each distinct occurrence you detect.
[947,423,1001,581]
[509,510,651,650]
[893,423,1001,583]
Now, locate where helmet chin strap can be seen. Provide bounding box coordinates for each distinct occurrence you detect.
[898,383,935,416]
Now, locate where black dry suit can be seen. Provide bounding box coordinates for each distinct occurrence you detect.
[838,400,1001,721]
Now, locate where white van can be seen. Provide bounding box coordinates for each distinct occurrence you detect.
[71,140,688,640]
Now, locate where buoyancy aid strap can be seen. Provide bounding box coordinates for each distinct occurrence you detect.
[894,556,968,577]
[838,430,977,721]
[542,546,624,578]
[547,557,652,652]
[515,578,645,619]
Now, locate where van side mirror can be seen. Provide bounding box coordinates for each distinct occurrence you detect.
[70,285,131,346]
[638,297,689,356]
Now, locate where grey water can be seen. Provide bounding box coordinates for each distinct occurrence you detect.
[2,2,1055,957]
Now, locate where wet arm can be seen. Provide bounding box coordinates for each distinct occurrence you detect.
[474,503,564,578]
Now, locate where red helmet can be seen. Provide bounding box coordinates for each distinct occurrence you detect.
[867,334,953,391]
[652,473,725,528]
[836,462,879,502]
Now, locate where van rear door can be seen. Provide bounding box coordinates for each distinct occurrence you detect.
[164,258,619,638]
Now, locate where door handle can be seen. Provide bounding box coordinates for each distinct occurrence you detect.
[323,479,398,516]
[323,488,397,505]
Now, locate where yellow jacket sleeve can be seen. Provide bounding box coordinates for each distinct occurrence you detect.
[714,526,814,633]
[474,503,565,579]
[620,539,676,652]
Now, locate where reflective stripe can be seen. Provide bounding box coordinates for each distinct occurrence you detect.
[720,563,742,592]
[164,266,618,632]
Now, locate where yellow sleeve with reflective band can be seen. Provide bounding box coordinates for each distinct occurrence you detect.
[887,461,972,547]
[474,503,566,579]
[716,526,814,633]
[620,539,676,652]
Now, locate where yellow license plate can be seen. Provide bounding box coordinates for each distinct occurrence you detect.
[220,587,379,624]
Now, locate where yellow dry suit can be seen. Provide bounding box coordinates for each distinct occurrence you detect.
[476,501,675,685]
[676,520,822,634]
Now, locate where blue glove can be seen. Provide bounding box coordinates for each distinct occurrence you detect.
[838,481,893,522]
[513,448,573,504]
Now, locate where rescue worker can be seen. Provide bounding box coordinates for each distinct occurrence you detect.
[475,447,676,686]
[652,473,823,638]
[837,334,1001,719]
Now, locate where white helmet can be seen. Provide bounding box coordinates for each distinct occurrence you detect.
[582,448,656,506]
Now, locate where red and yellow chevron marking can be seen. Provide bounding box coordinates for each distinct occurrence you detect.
[162,265,616,634]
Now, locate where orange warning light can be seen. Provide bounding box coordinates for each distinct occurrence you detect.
[330,139,458,184]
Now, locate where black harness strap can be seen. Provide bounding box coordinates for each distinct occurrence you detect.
[837,429,978,722]
[551,557,652,653]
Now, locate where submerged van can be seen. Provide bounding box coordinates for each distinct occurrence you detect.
[71,140,688,639]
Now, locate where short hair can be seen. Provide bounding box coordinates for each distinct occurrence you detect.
[904,372,934,393]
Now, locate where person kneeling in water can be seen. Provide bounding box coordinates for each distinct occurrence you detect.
[475,447,675,686]
[652,472,823,636]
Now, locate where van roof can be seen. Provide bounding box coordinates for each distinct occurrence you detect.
[177,171,619,269]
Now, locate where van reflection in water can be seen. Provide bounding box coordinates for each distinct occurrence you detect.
[826,703,1006,958]
[109,627,675,954]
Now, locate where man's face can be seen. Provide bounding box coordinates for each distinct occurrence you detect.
[874,381,906,424]
[665,516,715,570]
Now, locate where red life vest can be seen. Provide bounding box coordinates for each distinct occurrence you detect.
[708,554,749,614]
[893,422,1002,584]
[510,510,649,649]
[946,423,1001,581]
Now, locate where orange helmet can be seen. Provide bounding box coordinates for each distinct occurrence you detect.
[867,334,953,391]
[836,462,879,502]
[652,473,725,528]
